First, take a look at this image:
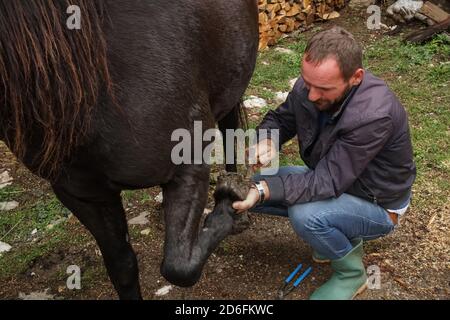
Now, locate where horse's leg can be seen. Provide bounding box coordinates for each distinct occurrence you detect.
[218,103,240,173]
[52,176,141,300]
[160,163,239,287]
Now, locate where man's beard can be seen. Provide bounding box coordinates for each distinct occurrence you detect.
[313,84,352,112]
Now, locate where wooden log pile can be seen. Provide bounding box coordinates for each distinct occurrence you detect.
[404,1,450,43]
[258,0,347,50]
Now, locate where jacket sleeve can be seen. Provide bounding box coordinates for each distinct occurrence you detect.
[256,87,300,149]
[263,116,394,205]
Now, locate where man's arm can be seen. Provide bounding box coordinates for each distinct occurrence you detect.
[262,116,394,205]
[256,83,301,147]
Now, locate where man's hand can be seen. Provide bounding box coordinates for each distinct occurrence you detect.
[232,181,270,213]
[234,139,276,214]
[248,138,278,170]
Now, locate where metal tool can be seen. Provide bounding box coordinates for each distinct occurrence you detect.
[278,264,313,299]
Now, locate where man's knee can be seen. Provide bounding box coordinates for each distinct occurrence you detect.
[288,203,331,236]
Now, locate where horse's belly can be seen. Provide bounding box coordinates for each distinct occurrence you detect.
[101,146,177,189]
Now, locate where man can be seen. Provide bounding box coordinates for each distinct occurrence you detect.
[233,26,416,300]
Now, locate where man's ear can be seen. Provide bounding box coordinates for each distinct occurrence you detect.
[350,68,364,86]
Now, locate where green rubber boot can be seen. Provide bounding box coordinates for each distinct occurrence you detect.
[310,239,367,300]
[312,250,331,264]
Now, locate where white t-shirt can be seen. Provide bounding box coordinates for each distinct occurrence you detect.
[387,203,410,216]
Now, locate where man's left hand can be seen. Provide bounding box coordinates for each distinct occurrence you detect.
[232,181,270,213]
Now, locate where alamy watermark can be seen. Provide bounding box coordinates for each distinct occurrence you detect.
[367,264,382,290]
[66,5,81,30]
[65,4,396,33]
[66,265,81,290]
[367,5,382,30]
[171,121,280,176]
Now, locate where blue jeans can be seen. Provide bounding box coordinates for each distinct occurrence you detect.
[250,166,400,260]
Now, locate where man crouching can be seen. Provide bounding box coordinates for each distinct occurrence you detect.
[233,26,416,300]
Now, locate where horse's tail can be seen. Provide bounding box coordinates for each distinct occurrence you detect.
[0,0,113,180]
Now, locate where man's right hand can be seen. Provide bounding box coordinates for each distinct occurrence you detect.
[248,138,278,170]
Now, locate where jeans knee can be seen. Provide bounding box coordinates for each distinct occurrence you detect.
[288,206,330,238]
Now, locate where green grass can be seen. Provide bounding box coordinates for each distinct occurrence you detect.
[0,186,25,202]
[121,189,153,206]
[0,224,87,278]
[247,39,306,96]
[0,188,75,279]
[365,34,450,73]
[0,195,70,244]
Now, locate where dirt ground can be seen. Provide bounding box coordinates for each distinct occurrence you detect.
[0,4,449,300]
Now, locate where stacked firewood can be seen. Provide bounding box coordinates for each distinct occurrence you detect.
[258,0,347,50]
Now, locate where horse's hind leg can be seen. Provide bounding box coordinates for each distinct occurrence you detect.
[161,164,239,287]
[52,176,141,300]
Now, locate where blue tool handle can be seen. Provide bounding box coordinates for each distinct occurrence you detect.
[293,266,312,287]
[285,264,302,284]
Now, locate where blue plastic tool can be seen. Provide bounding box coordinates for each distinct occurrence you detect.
[278,265,313,299]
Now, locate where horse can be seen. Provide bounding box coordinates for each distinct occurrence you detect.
[0,0,258,299]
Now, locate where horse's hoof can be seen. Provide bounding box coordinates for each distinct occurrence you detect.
[212,172,252,235]
[213,172,250,202]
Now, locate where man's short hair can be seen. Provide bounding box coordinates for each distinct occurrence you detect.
[304,26,363,81]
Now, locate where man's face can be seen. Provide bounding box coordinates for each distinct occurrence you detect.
[301,56,358,112]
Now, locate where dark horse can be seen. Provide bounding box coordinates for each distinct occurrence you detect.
[0,1,258,299]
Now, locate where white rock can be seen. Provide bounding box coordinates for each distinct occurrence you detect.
[387,0,424,22]
[243,96,267,109]
[31,228,38,235]
[154,192,163,204]
[0,171,13,189]
[0,201,19,211]
[0,241,12,254]
[274,92,289,104]
[289,78,299,89]
[140,228,151,236]
[128,211,150,225]
[155,285,173,296]
[274,47,295,55]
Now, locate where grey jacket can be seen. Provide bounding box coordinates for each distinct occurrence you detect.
[257,71,416,209]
